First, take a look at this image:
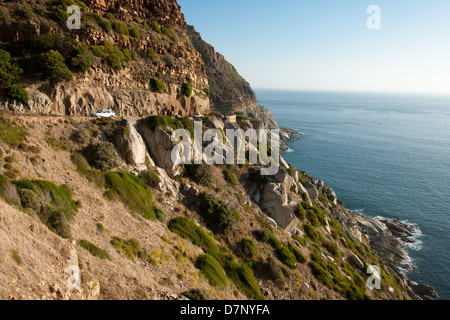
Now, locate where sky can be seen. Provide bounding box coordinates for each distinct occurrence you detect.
[178,0,450,95]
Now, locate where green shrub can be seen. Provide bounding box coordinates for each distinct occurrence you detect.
[225,260,264,300]
[71,128,92,144]
[253,229,270,243]
[104,171,156,220]
[79,240,110,260]
[110,236,141,260]
[268,231,282,251]
[138,170,160,188]
[14,180,78,237]
[69,42,94,72]
[168,217,222,261]
[181,289,211,301]
[276,246,297,269]
[304,223,320,242]
[6,84,29,105]
[292,234,306,246]
[195,254,229,288]
[106,53,123,71]
[155,207,168,223]
[85,12,112,32]
[203,88,210,97]
[161,26,172,37]
[45,136,68,151]
[223,169,237,187]
[71,153,105,187]
[184,164,213,187]
[287,242,307,263]
[150,21,161,33]
[182,82,192,97]
[199,193,240,234]
[240,238,257,259]
[264,257,286,285]
[309,260,333,288]
[40,50,72,82]
[143,48,156,59]
[84,142,120,172]
[295,203,306,220]
[150,78,165,93]
[322,240,339,258]
[113,21,129,35]
[0,120,28,147]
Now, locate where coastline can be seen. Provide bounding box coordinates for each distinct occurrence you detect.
[278,123,439,300]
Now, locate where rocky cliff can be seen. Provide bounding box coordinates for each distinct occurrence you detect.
[187,26,258,112]
[0,0,210,117]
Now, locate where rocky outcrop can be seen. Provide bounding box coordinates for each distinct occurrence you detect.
[85,0,187,29]
[259,167,298,233]
[137,122,182,178]
[187,26,258,112]
[114,119,149,171]
[243,105,302,152]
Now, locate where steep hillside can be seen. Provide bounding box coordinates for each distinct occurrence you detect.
[187,25,258,113]
[0,0,210,117]
[0,113,430,301]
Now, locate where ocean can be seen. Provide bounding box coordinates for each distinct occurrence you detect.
[256,89,450,300]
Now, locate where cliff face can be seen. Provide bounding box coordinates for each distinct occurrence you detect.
[0,0,210,117]
[84,0,187,29]
[187,26,258,113]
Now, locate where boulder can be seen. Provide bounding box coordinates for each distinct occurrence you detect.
[114,119,148,171]
[303,181,319,201]
[138,124,183,178]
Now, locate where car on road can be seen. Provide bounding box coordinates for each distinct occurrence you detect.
[91,110,116,118]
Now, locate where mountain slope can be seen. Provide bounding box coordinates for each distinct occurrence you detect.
[187,25,258,112]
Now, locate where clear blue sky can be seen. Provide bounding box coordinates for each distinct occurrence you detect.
[178,0,450,95]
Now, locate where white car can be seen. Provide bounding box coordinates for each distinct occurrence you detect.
[192,113,203,119]
[91,110,116,118]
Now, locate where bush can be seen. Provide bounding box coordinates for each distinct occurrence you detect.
[295,203,306,220]
[253,230,270,243]
[14,180,78,237]
[181,289,211,301]
[138,170,160,188]
[143,48,156,59]
[79,240,110,260]
[184,164,213,187]
[71,153,105,187]
[168,217,222,262]
[69,42,94,72]
[267,231,282,251]
[322,241,339,258]
[6,84,29,105]
[40,50,72,82]
[0,120,28,147]
[106,53,123,71]
[203,88,210,97]
[264,257,286,285]
[155,207,167,223]
[150,21,161,33]
[287,242,307,263]
[84,142,120,172]
[86,12,112,32]
[199,193,240,234]
[113,21,129,35]
[225,260,264,300]
[150,78,165,93]
[223,169,237,187]
[304,223,320,242]
[104,171,157,220]
[276,246,297,269]
[71,128,92,144]
[195,254,229,288]
[110,236,141,260]
[240,238,257,259]
[182,82,192,97]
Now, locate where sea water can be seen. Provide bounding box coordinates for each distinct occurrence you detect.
[256,89,450,299]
